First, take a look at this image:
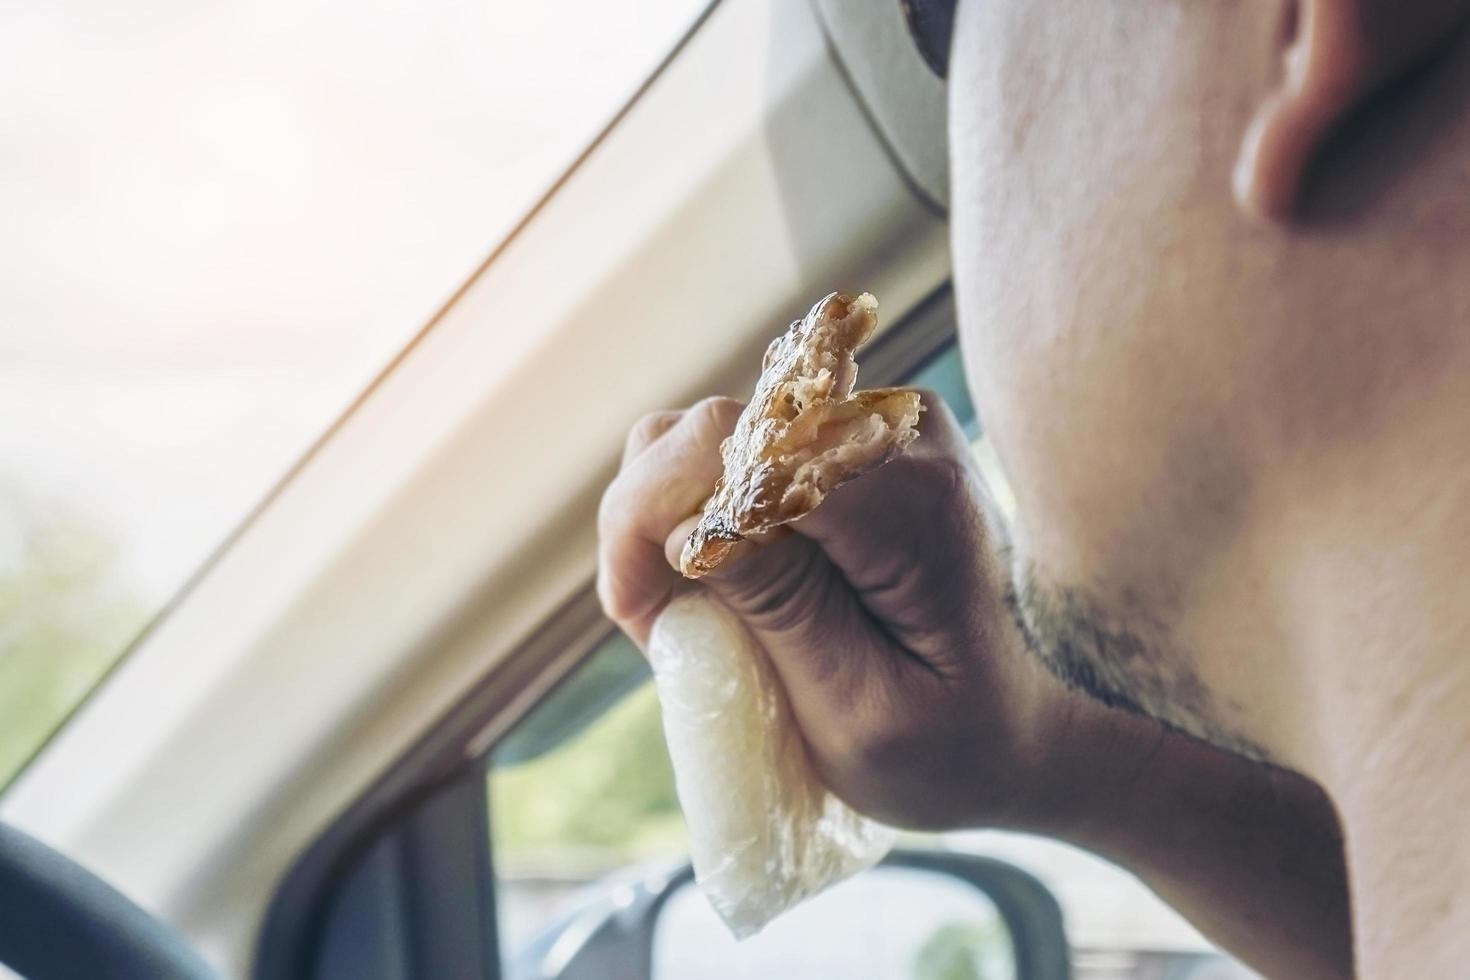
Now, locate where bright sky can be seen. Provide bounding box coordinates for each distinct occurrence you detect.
[0,0,705,600]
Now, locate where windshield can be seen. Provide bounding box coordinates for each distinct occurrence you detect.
[0,0,710,786]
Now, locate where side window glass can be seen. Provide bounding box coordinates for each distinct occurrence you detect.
[487,632,685,971]
[652,866,1017,980]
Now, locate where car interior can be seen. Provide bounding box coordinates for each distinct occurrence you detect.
[0,1,1261,978]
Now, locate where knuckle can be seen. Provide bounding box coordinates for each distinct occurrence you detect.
[907,453,988,562]
[900,451,974,509]
[687,396,744,440]
[623,410,680,465]
[629,410,673,446]
[934,453,975,503]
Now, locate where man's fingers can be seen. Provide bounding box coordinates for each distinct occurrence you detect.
[662,517,787,574]
[789,392,982,563]
[600,390,982,646]
[688,531,905,746]
[622,409,684,467]
[780,393,1005,639]
[629,392,983,639]
[662,514,704,572]
[598,397,744,644]
[609,397,743,544]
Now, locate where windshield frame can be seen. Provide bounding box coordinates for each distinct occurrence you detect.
[0,0,722,797]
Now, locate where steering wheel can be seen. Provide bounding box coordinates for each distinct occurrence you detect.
[0,822,216,979]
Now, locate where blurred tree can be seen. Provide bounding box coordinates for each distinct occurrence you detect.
[0,491,148,785]
[913,921,1010,980]
[490,681,686,873]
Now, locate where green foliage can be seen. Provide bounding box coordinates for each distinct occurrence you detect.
[492,634,649,768]
[0,496,148,786]
[489,682,686,873]
[912,921,1011,980]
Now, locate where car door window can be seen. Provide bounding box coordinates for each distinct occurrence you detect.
[489,631,685,964]
[653,867,1014,980]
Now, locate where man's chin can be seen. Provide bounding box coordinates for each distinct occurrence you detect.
[1003,558,1272,763]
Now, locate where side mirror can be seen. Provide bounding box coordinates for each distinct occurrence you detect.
[516,849,1070,980]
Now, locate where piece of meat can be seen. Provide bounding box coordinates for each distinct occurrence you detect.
[680,291,923,578]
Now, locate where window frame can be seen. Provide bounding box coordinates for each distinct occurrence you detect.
[255,284,963,979]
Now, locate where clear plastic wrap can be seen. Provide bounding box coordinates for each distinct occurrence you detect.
[647,590,896,939]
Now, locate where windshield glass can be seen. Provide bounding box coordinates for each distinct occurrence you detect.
[0,0,709,786]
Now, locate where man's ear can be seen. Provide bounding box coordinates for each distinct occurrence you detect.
[1233,0,1470,220]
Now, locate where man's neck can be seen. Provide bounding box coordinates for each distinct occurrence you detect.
[1283,498,1470,977]
[1256,358,1470,977]
[1324,668,1470,979]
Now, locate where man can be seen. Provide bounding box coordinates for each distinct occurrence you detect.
[598,1,1470,976]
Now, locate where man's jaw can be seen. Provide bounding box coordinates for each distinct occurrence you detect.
[1003,555,1273,764]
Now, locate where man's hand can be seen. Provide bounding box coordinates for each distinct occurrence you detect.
[600,391,1097,829]
[598,391,1354,980]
